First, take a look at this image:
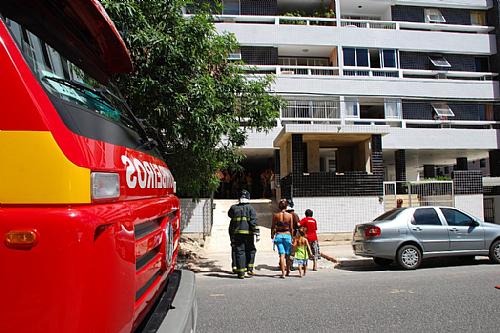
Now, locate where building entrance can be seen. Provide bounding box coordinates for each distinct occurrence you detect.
[215,156,275,199]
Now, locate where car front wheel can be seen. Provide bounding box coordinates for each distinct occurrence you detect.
[373,257,393,266]
[397,244,422,270]
[489,240,500,264]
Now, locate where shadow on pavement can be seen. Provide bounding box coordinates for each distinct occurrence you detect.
[255,264,280,271]
[203,272,240,279]
[181,257,226,273]
[337,257,492,272]
[202,272,284,279]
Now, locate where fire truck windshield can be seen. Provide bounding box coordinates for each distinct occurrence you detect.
[2,16,159,154]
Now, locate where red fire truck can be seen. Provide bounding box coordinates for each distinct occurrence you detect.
[0,1,196,332]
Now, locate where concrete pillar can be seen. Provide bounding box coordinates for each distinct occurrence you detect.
[279,141,289,177]
[292,134,305,175]
[371,135,384,178]
[357,140,371,172]
[395,150,407,182]
[456,157,468,171]
[395,149,406,194]
[307,141,320,173]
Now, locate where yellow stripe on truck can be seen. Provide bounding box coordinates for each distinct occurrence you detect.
[0,131,91,204]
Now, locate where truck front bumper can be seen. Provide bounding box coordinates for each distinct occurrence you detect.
[137,269,197,333]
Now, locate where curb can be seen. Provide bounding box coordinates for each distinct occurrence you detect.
[336,258,373,268]
[321,252,373,268]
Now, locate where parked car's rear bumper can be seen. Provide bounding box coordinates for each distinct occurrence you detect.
[352,239,398,260]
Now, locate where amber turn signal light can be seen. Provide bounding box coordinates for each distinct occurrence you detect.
[5,230,38,249]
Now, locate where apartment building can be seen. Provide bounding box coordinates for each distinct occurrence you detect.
[210,0,500,233]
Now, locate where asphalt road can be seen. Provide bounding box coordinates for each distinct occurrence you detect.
[196,258,500,333]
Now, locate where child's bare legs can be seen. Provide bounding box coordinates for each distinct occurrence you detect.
[303,263,307,276]
[313,259,317,271]
[297,264,303,277]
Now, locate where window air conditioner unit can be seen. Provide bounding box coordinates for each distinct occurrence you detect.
[228,53,242,60]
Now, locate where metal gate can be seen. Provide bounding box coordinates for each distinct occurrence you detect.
[383,181,454,211]
[484,197,495,223]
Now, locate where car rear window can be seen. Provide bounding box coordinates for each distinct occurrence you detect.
[374,208,404,221]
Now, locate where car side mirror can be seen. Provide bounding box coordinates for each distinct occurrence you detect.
[469,220,480,227]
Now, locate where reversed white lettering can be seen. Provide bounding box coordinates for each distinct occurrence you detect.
[122,155,174,190]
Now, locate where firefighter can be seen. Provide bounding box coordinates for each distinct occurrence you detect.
[228,189,260,279]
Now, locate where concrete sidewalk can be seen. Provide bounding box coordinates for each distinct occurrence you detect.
[182,241,370,276]
[181,199,371,276]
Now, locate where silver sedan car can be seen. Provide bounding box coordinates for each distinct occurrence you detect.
[352,206,500,269]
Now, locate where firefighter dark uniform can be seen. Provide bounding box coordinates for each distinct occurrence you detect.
[228,190,259,278]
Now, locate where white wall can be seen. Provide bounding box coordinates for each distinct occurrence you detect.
[292,196,385,233]
[383,128,500,150]
[244,126,282,148]
[455,194,484,220]
[216,23,495,55]
[393,0,492,9]
[273,76,499,100]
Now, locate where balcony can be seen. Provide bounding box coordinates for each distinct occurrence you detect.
[213,15,494,34]
[279,98,498,130]
[214,16,495,54]
[243,64,498,100]
[245,65,497,80]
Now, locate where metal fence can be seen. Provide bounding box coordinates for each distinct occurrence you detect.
[383,181,454,211]
[180,197,214,238]
[202,197,214,238]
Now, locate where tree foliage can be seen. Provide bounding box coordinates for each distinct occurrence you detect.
[101,0,282,197]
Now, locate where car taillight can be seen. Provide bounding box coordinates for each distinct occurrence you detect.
[364,225,381,238]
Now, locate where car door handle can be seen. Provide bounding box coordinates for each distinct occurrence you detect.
[412,227,422,231]
[449,228,458,232]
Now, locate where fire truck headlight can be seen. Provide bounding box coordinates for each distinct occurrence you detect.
[91,172,120,200]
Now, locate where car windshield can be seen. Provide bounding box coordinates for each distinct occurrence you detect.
[3,17,141,134]
[373,208,404,221]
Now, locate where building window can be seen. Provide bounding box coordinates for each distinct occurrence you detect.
[429,55,451,68]
[475,57,489,72]
[223,0,240,15]
[424,8,446,23]
[343,48,369,67]
[480,159,486,168]
[432,103,455,118]
[471,11,486,26]
[384,99,402,119]
[381,49,397,68]
[344,98,359,118]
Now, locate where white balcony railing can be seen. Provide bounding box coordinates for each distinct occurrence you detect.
[343,67,400,78]
[212,15,494,34]
[243,65,497,81]
[282,100,341,120]
[244,65,339,76]
[340,19,396,30]
[280,115,498,129]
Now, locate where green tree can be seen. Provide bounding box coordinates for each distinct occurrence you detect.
[102,0,282,198]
